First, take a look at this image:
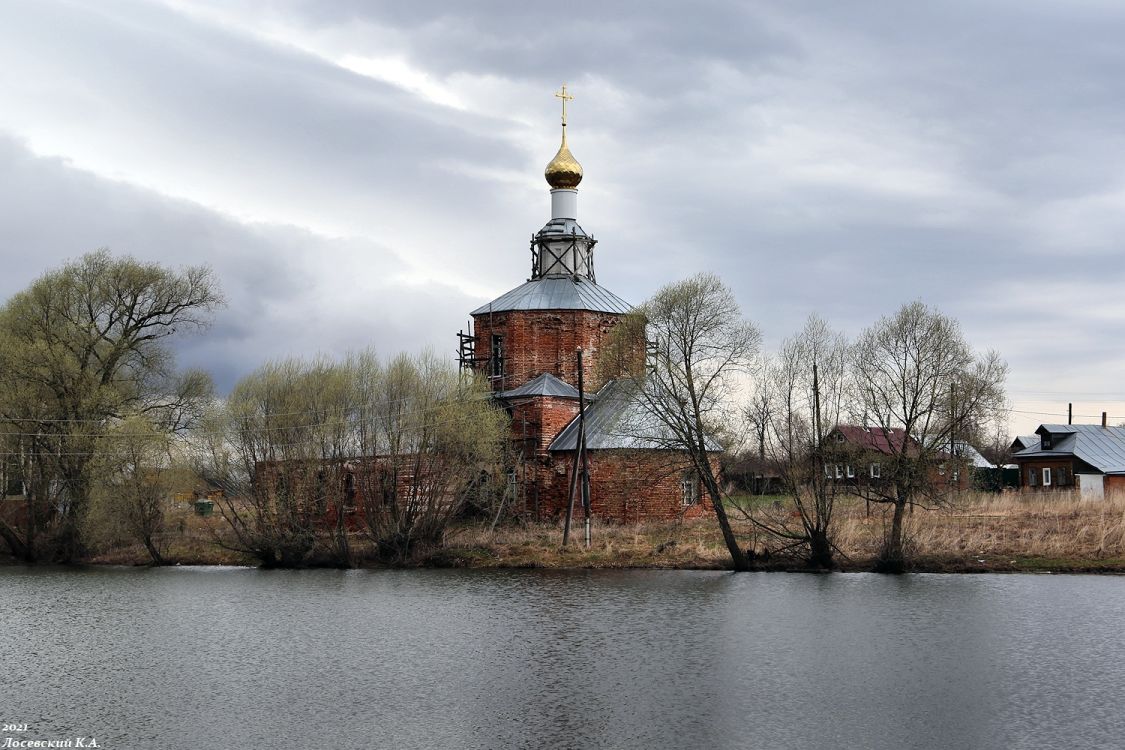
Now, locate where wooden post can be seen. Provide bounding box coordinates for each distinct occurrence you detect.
[562,434,580,546]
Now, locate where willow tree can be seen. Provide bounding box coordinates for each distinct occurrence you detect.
[199,351,507,567]
[851,302,1007,572]
[354,352,508,564]
[601,273,761,571]
[85,416,194,565]
[0,250,221,561]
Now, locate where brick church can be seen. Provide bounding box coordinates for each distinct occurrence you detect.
[459,88,717,523]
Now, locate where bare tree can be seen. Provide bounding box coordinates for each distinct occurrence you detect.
[601,273,762,571]
[850,302,1007,572]
[753,315,849,569]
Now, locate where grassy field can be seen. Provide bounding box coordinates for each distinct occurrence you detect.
[74,490,1125,573]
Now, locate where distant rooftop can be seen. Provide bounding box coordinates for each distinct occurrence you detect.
[1014,423,1125,474]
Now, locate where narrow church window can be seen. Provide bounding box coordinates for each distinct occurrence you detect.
[490,334,505,378]
[680,474,699,506]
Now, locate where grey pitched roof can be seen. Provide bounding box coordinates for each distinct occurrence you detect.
[548,378,723,453]
[917,435,995,469]
[497,373,580,400]
[1013,424,1125,474]
[1011,434,1041,452]
[471,277,632,316]
[954,441,995,469]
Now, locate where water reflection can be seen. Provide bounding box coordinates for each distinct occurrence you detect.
[2,567,1124,749]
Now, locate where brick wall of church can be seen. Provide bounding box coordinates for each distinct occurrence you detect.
[530,449,718,523]
[472,309,625,393]
[509,396,581,456]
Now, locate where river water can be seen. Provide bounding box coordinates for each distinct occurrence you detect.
[2,567,1123,749]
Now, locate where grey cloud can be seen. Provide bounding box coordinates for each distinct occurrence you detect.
[4,0,1125,434]
[0,135,478,392]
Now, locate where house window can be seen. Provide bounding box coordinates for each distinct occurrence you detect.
[824,463,832,478]
[952,469,960,482]
[1028,469,1038,487]
[870,463,881,479]
[681,474,699,506]
[834,464,843,479]
[1041,435,1052,449]
[846,464,855,478]
[1042,467,1052,486]
[834,432,845,443]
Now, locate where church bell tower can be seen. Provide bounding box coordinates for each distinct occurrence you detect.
[459,86,631,393]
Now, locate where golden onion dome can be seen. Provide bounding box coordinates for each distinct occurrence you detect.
[544,130,583,189]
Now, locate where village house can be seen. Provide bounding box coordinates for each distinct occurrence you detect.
[821,425,980,492]
[1011,418,1125,498]
[458,88,717,522]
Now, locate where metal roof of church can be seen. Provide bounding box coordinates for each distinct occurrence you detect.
[549,378,723,452]
[471,277,632,316]
[498,372,581,400]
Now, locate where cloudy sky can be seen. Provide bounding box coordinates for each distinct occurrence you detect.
[2,0,1124,436]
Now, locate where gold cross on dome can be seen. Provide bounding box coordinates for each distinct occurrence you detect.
[555,84,574,126]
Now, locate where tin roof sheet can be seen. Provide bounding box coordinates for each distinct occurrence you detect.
[549,378,722,452]
[1013,424,1125,474]
[471,277,632,316]
[498,373,581,400]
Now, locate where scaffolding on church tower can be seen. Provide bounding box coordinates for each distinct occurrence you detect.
[457,320,478,373]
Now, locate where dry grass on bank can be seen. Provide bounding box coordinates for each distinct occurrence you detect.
[70,490,1125,572]
[818,491,1125,571]
[445,491,1125,572]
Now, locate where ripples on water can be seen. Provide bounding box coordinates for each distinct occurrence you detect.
[3,567,1125,749]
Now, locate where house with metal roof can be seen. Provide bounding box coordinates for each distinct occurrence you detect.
[456,90,718,522]
[1011,422,1125,498]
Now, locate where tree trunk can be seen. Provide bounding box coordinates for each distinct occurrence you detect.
[142,535,166,566]
[700,468,750,571]
[876,499,907,574]
[808,529,834,570]
[0,520,32,562]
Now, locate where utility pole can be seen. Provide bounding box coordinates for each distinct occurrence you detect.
[950,381,957,502]
[563,349,591,546]
[578,349,592,548]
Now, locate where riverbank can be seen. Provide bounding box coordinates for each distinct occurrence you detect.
[35,491,1122,574]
